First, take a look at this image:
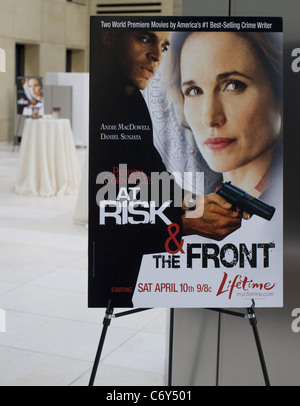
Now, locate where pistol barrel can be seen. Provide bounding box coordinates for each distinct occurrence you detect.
[216,182,275,221]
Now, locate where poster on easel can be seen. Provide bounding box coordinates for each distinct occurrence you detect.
[16,76,44,117]
[88,16,283,309]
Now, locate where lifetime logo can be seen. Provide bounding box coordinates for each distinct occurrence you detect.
[0,309,6,333]
[0,48,6,73]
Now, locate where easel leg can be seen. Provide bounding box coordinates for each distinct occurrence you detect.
[208,300,270,386]
[247,303,270,386]
[168,309,174,386]
[88,302,152,387]
[89,301,114,387]
[13,115,23,152]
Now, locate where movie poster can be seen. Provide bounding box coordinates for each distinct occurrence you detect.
[16,76,44,116]
[88,16,283,309]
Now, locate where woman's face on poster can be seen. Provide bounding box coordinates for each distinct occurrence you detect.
[180,32,281,174]
[28,78,42,100]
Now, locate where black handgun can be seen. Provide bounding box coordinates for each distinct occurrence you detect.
[216,181,275,221]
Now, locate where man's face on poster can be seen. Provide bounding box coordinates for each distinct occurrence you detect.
[114,31,170,94]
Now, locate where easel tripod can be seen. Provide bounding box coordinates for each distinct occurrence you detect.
[88,301,151,387]
[207,300,270,386]
[88,299,270,387]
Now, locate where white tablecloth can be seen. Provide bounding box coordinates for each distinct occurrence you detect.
[14,118,81,197]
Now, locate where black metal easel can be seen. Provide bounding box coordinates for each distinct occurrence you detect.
[168,301,270,387]
[208,300,270,386]
[88,301,152,387]
[89,299,270,387]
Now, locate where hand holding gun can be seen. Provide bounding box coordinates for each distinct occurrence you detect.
[216,181,275,221]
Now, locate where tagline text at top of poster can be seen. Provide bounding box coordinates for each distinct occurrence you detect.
[98,17,281,32]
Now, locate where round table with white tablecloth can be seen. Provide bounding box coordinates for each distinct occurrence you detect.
[14,118,81,197]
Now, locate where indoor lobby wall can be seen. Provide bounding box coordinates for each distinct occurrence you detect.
[0,0,90,142]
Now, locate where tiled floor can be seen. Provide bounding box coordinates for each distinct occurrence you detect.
[0,141,168,386]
